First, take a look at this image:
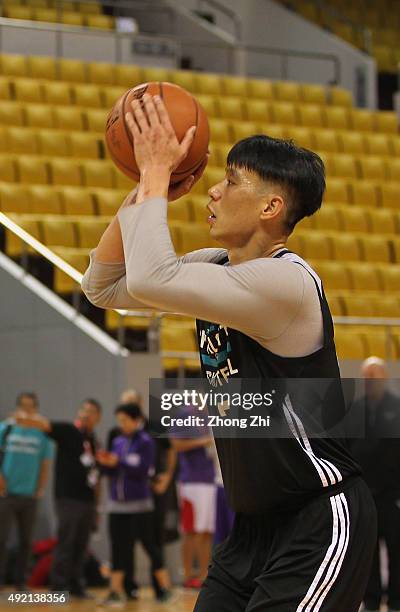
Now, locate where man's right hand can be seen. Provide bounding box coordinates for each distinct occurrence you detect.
[0,474,7,497]
[14,412,50,432]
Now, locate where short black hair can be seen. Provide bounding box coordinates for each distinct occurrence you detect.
[115,402,143,421]
[227,135,325,232]
[16,392,38,407]
[82,398,102,413]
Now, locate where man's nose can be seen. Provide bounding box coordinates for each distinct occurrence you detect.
[208,184,221,200]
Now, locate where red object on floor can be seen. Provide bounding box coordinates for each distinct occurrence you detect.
[183,577,202,590]
[27,553,53,587]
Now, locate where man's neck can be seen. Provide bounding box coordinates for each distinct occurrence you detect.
[228,237,287,266]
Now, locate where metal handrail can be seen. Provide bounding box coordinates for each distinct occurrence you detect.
[197,0,242,41]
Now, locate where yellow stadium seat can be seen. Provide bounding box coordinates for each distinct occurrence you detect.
[312,129,339,153]
[0,156,17,182]
[76,218,108,248]
[4,6,34,20]
[325,294,344,317]
[194,73,222,95]
[391,237,400,263]
[334,329,366,359]
[377,264,400,292]
[73,84,103,108]
[28,56,56,82]
[374,296,400,318]
[0,77,11,101]
[324,178,349,204]
[231,121,258,142]
[169,70,195,93]
[313,206,342,231]
[361,328,395,360]
[312,261,351,291]
[141,67,171,83]
[79,1,101,14]
[168,198,191,222]
[330,87,352,107]
[208,118,231,143]
[29,185,63,214]
[0,127,6,153]
[0,183,30,213]
[340,207,369,233]
[364,134,391,156]
[330,154,358,179]
[53,106,84,131]
[0,102,24,126]
[62,187,94,216]
[208,141,226,167]
[178,224,213,253]
[0,54,28,77]
[341,295,374,317]
[30,0,51,8]
[385,159,400,182]
[284,127,313,149]
[244,100,271,123]
[323,106,349,130]
[190,196,209,225]
[50,158,82,186]
[84,108,107,132]
[5,215,42,257]
[346,262,381,292]
[86,15,114,29]
[6,126,38,155]
[161,323,199,372]
[301,231,332,260]
[221,76,248,97]
[58,58,86,83]
[82,160,114,188]
[42,81,72,106]
[53,248,90,293]
[93,188,128,215]
[274,81,301,102]
[331,233,362,261]
[247,79,273,99]
[42,217,76,247]
[34,8,58,22]
[195,94,217,118]
[390,136,400,157]
[114,64,142,88]
[300,84,326,105]
[338,132,365,155]
[13,78,43,103]
[271,102,297,125]
[379,182,400,209]
[216,97,245,120]
[375,111,398,134]
[368,209,396,234]
[37,129,70,157]
[87,62,115,85]
[373,45,395,72]
[349,180,379,208]
[24,103,54,129]
[102,86,126,108]
[61,12,84,26]
[259,124,286,140]
[113,168,135,190]
[358,157,386,181]
[360,235,391,262]
[298,104,324,128]
[286,232,305,256]
[202,166,224,193]
[69,132,101,159]
[350,109,374,132]
[18,156,49,185]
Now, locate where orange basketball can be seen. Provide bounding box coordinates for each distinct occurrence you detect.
[105,82,209,184]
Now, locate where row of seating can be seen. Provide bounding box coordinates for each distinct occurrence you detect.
[1,7,113,30]
[0,98,397,136]
[2,0,102,13]
[326,292,400,317]
[334,328,400,360]
[0,54,353,104]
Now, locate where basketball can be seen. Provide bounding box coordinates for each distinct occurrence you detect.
[105,82,210,184]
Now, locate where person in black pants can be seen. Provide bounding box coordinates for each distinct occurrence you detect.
[16,398,102,599]
[350,357,400,612]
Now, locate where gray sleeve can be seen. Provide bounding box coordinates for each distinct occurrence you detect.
[117,198,322,352]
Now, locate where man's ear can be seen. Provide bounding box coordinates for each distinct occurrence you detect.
[260,195,285,221]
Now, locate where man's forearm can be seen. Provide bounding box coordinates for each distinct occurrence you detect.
[94,188,138,263]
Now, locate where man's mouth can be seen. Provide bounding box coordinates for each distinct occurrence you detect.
[207,203,216,224]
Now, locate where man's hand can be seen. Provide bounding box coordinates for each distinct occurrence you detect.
[96,450,119,467]
[14,412,50,432]
[152,472,170,496]
[0,474,7,497]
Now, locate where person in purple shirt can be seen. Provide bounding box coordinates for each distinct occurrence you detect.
[96,403,171,606]
[170,406,216,590]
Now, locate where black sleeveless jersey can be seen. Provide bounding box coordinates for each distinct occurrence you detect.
[196,249,360,515]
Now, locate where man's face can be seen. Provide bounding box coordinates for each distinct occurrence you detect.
[78,402,101,431]
[207,166,280,248]
[362,363,387,400]
[116,413,142,436]
[17,396,37,416]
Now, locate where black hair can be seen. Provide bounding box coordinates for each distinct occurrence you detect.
[82,398,102,413]
[227,135,325,232]
[16,392,38,407]
[115,402,143,421]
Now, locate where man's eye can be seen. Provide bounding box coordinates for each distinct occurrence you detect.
[226,179,234,186]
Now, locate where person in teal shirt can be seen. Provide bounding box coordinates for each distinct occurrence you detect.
[0,392,53,590]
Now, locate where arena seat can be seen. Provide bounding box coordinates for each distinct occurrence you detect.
[86,15,114,30]
[53,106,84,131]
[334,329,366,359]
[75,218,109,248]
[196,95,217,118]
[360,235,392,263]
[312,129,339,153]
[0,183,31,214]
[7,127,39,155]
[5,214,42,256]
[0,102,24,126]
[62,187,95,216]
[312,261,351,291]
[244,100,272,123]
[61,12,85,27]
[338,132,365,155]
[323,177,350,204]
[340,207,369,233]
[195,73,222,96]
[368,209,397,235]
[30,185,63,214]
[50,158,82,186]
[313,206,342,231]
[18,156,49,185]
[0,54,28,78]
[274,81,301,102]
[221,76,248,97]
[300,84,326,105]
[69,133,101,159]
[41,217,76,247]
[13,78,42,104]
[377,264,400,292]
[349,181,379,208]
[93,189,128,216]
[0,157,17,182]
[82,160,114,189]
[364,134,391,157]
[330,87,352,107]
[346,263,382,292]
[350,110,375,133]
[271,102,298,125]
[58,59,87,83]
[73,84,103,108]
[331,233,362,261]
[323,106,349,130]
[85,108,107,133]
[42,82,73,106]
[247,79,274,99]
[285,126,313,149]
[114,64,142,88]
[217,97,245,121]
[168,199,192,223]
[0,78,11,101]
[37,129,70,157]
[87,62,116,86]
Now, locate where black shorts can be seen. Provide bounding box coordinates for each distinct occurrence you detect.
[195,477,376,612]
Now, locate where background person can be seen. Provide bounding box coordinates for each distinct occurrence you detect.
[0,392,53,592]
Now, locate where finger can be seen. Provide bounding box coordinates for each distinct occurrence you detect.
[180,125,196,156]
[142,93,160,127]
[130,99,149,133]
[153,95,175,135]
[125,111,140,139]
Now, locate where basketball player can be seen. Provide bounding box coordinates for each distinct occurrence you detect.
[82,93,376,611]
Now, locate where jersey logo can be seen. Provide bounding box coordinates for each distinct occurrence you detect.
[198,324,238,387]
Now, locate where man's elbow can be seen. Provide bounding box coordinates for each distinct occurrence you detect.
[126,273,156,303]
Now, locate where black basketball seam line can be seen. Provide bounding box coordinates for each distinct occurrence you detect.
[121,88,134,148]
[173,98,206,175]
